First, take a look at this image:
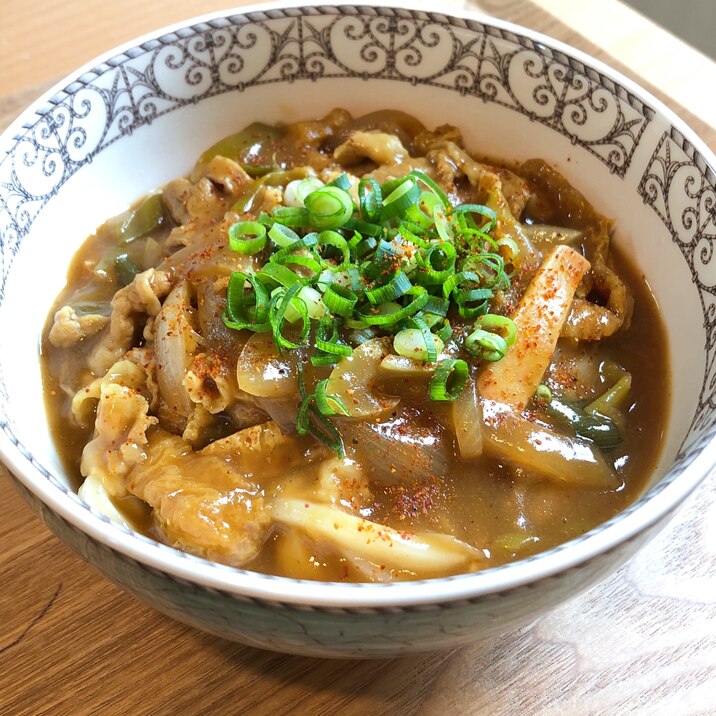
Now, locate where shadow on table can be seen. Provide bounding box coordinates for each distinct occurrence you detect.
[186,624,520,713]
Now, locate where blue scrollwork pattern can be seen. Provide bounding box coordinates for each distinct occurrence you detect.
[0,7,654,296]
[638,130,716,460]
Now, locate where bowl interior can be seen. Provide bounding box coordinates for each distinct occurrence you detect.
[1,5,714,587]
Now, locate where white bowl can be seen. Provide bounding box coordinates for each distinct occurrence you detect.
[1,2,715,657]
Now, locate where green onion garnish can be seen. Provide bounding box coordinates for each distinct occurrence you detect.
[327,173,352,191]
[222,163,516,453]
[365,271,412,305]
[323,283,358,317]
[464,313,517,361]
[316,230,351,268]
[408,169,450,209]
[429,358,468,401]
[269,283,310,352]
[315,316,352,357]
[228,221,267,254]
[272,206,308,227]
[357,286,429,325]
[296,365,346,455]
[314,378,350,416]
[381,178,420,220]
[304,186,354,230]
[257,262,301,288]
[359,177,382,222]
[223,271,270,332]
[449,203,497,233]
[393,326,442,362]
[269,222,300,247]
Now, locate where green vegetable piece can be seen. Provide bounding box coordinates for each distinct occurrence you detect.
[585,372,632,416]
[193,122,283,179]
[546,396,622,451]
[118,193,165,244]
[114,253,140,287]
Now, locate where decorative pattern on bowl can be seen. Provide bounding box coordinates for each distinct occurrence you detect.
[1,4,714,656]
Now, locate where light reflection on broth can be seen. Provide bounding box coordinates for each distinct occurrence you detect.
[42,110,669,582]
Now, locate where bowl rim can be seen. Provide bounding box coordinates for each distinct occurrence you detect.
[1,0,715,609]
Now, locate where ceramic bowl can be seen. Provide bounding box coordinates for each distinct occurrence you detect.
[1,3,715,658]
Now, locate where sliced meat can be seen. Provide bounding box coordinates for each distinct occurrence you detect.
[203,155,252,196]
[426,141,531,216]
[128,429,270,566]
[162,178,193,224]
[183,352,236,414]
[89,269,172,376]
[49,305,109,348]
[334,130,409,167]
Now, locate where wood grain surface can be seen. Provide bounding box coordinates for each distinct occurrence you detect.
[1,1,715,714]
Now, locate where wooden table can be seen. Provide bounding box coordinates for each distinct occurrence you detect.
[1,1,715,713]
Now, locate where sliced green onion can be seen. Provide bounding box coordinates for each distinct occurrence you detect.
[308,404,345,455]
[296,392,315,435]
[442,270,480,299]
[314,378,350,416]
[461,253,509,290]
[310,353,342,367]
[323,283,358,317]
[433,317,453,343]
[272,206,308,228]
[356,286,429,325]
[404,205,432,230]
[429,358,468,401]
[381,178,420,220]
[423,295,450,316]
[273,252,323,281]
[449,203,497,233]
[327,173,352,191]
[223,271,270,331]
[408,169,450,209]
[465,329,507,362]
[433,206,453,243]
[284,177,324,207]
[353,235,379,258]
[455,287,493,307]
[315,316,352,357]
[415,242,457,285]
[295,368,345,455]
[344,217,382,237]
[268,222,300,247]
[297,285,327,320]
[380,177,405,196]
[497,236,520,261]
[465,313,516,358]
[256,262,301,288]
[304,186,354,230]
[365,271,412,305]
[475,314,517,348]
[228,221,267,254]
[316,230,351,267]
[398,221,431,249]
[269,283,310,352]
[359,177,382,222]
[393,327,443,362]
